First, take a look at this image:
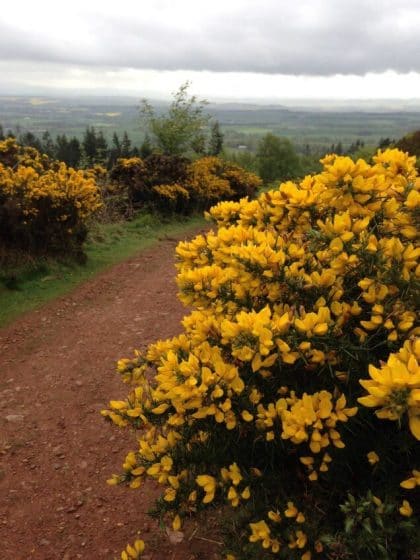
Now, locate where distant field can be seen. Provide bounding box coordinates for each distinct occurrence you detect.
[1,95,420,153]
[219,110,420,152]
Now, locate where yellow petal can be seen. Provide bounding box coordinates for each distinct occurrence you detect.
[367,451,380,465]
[358,395,382,407]
[134,540,145,554]
[399,500,413,517]
[151,403,170,414]
[172,515,182,531]
[408,411,420,440]
[241,410,254,422]
[126,544,138,559]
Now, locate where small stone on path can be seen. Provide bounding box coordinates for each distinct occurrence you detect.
[5,414,24,423]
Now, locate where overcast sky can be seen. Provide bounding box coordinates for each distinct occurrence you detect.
[1,0,420,100]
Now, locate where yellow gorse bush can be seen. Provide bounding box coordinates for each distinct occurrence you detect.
[187,156,234,201]
[0,162,101,218]
[104,149,419,559]
[186,156,261,204]
[109,154,261,213]
[0,139,101,258]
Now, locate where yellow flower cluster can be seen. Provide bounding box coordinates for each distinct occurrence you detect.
[105,149,419,558]
[358,339,420,439]
[120,539,145,560]
[0,137,51,172]
[0,137,19,164]
[279,391,357,479]
[0,140,101,257]
[220,463,251,507]
[0,162,101,219]
[186,157,261,204]
[249,501,323,559]
[152,183,190,202]
[187,156,233,201]
[117,157,145,169]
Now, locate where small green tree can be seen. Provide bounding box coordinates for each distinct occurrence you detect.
[96,131,108,163]
[56,134,82,168]
[256,133,300,183]
[139,134,153,158]
[18,131,43,153]
[225,149,258,173]
[121,131,132,158]
[140,82,210,156]
[208,120,224,156]
[41,131,55,158]
[82,126,98,165]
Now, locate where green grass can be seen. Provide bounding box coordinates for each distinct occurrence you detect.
[0,212,205,327]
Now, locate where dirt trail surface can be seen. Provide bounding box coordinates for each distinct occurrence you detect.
[0,230,220,560]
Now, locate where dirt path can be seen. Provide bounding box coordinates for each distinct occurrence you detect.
[0,230,220,560]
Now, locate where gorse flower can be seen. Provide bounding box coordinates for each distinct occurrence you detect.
[400,469,420,489]
[196,474,217,503]
[105,148,419,559]
[367,451,380,465]
[358,340,420,439]
[120,539,145,560]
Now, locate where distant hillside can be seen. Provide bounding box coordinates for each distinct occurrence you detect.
[1,95,420,153]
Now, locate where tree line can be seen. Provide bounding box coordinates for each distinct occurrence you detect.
[0,124,148,169]
[0,122,224,171]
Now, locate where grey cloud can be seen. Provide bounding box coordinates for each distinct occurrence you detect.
[0,0,419,75]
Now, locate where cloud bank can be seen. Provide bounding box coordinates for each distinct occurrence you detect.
[0,0,419,75]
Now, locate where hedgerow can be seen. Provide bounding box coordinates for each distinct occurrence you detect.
[104,148,419,559]
[109,154,261,213]
[0,139,101,261]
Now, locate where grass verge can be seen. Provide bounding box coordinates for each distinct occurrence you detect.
[0,212,206,327]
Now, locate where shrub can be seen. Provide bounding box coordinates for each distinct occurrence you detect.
[109,157,147,213]
[109,154,189,212]
[186,156,261,206]
[90,164,127,221]
[0,137,20,167]
[109,154,261,215]
[0,139,101,261]
[105,148,419,558]
[0,136,53,172]
[104,149,419,559]
[144,153,190,189]
[151,184,190,213]
[220,160,262,199]
[396,130,420,169]
[186,156,233,203]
